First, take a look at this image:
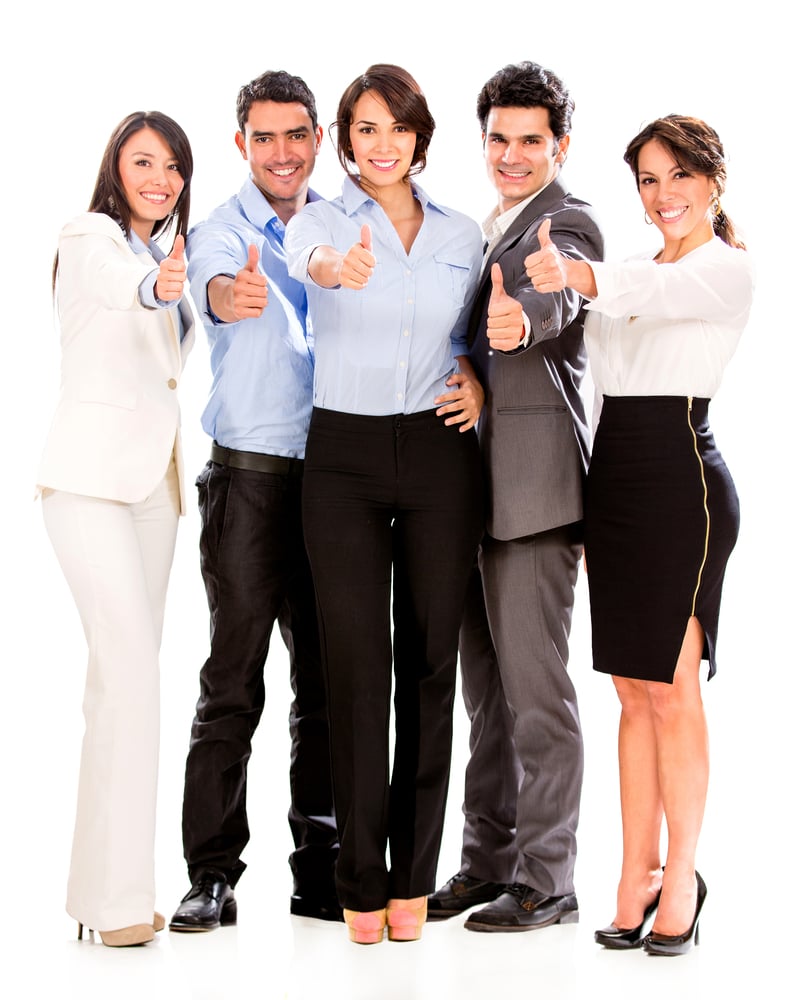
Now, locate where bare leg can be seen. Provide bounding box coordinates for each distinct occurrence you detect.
[611,675,664,928]
[647,615,708,935]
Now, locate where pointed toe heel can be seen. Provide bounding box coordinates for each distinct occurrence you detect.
[99,924,155,947]
[344,908,387,944]
[642,871,706,957]
[594,890,662,949]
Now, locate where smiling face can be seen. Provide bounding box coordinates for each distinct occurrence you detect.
[348,90,418,194]
[118,127,185,242]
[235,100,322,223]
[637,139,715,257]
[483,105,569,213]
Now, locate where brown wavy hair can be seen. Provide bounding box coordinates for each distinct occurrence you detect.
[624,115,745,250]
[333,64,435,179]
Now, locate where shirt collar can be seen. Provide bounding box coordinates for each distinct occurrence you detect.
[239,176,322,232]
[482,177,556,242]
[340,174,449,219]
[127,228,162,260]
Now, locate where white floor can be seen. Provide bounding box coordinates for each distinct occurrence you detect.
[6,515,795,999]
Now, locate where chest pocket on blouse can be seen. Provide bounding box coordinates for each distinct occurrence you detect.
[433,253,472,308]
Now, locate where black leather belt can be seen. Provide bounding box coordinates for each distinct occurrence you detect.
[210,442,303,476]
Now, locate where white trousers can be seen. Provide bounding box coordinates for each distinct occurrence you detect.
[42,459,180,931]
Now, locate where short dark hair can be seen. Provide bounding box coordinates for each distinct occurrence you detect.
[333,64,436,177]
[236,70,318,132]
[476,61,574,140]
[88,110,193,242]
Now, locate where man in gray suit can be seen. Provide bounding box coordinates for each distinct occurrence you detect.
[428,61,604,931]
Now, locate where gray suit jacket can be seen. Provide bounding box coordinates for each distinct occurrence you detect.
[468,175,604,541]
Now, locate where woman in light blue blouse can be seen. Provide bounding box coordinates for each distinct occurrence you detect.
[285,64,484,945]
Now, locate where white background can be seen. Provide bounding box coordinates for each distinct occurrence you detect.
[2,2,794,997]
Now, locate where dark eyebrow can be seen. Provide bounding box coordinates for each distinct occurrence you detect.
[251,126,311,137]
[126,148,179,163]
[486,132,545,142]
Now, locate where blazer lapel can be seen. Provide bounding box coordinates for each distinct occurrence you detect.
[468,176,570,346]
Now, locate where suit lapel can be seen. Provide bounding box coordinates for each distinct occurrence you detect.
[468,176,570,347]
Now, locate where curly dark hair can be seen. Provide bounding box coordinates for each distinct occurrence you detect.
[476,61,574,139]
[236,69,318,132]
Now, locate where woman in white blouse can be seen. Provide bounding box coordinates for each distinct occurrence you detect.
[285,65,484,945]
[37,111,194,947]
[524,115,754,956]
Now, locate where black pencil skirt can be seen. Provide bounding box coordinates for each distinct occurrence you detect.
[584,395,740,683]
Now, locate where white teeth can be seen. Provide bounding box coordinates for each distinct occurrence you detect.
[272,167,298,176]
[141,193,168,203]
[660,207,686,220]
[372,160,398,168]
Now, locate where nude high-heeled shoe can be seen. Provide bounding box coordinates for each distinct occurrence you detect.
[78,921,156,947]
[386,897,427,942]
[153,912,165,932]
[343,908,387,945]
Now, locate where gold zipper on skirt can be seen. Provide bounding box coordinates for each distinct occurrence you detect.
[687,396,710,615]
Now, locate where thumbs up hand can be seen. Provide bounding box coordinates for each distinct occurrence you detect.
[524,218,567,292]
[232,243,268,318]
[486,262,525,351]
[156,234,187,301]
[338,224,376,290]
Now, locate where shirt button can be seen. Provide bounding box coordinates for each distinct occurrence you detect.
[396,393,404,401]
[403,330,410,337]
[167,378,177,389]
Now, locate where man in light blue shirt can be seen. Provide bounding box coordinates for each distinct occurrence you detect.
[170,70,340,932]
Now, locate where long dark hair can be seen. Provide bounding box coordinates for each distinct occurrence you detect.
[624,115,745,250]
[53,111,193,289]
[333,64,435,178]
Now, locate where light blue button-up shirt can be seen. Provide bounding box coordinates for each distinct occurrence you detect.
[132,231,185,341]
[285,177,481,416]
[187,178,320,457]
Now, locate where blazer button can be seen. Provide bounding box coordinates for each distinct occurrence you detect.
[167,378,177,390]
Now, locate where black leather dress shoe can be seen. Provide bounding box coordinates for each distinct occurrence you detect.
[427,872,506,920]
[464,883,579,932]
[290,893,344,922]
[169,872,237,931]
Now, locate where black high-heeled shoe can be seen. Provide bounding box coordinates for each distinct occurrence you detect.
[594,890,662,950]
[642,871,706,956]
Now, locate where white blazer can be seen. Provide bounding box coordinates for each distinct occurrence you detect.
[37,212,195,513]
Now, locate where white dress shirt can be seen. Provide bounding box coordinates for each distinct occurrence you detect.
[585,237,754,400]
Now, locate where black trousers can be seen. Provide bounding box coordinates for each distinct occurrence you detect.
[181,457,337,892]
[302,408,484,911]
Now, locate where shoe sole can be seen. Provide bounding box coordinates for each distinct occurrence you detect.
[465,910,579,933]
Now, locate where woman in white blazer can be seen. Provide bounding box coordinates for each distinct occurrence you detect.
[37,111,195,947]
